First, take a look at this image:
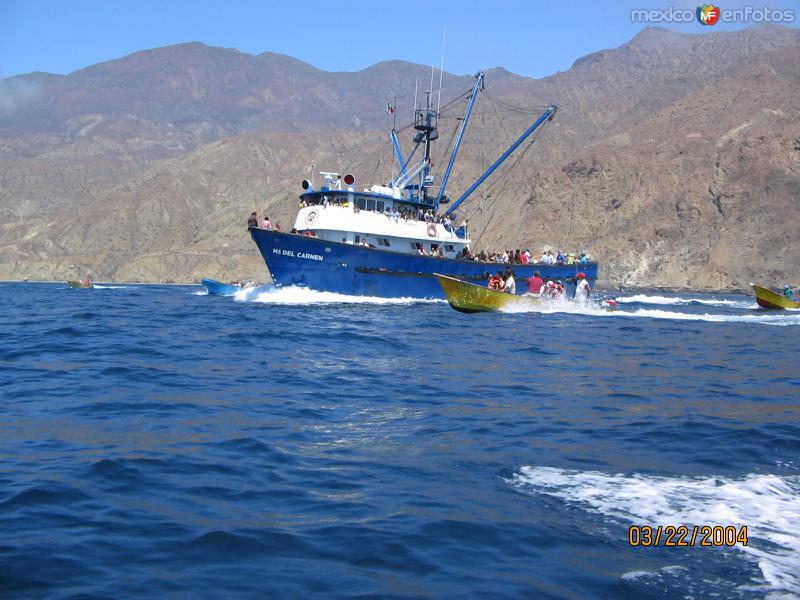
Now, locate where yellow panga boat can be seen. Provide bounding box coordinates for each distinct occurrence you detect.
[67,280,93,289]
[434,273,546,313]
[751,284,800,310]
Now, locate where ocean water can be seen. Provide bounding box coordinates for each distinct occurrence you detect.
[1,282,798,599]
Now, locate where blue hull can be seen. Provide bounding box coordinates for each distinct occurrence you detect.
[250,229,597,299]
[201,278,241,296]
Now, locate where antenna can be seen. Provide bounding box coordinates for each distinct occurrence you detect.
[388,95,396,181]
[413,76,419,115]
[437,20,447,115]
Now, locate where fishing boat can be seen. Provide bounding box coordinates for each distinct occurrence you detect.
[435,274,547,313]
[249,71,597,299]
[67,279,93,289]
[751,284,800,309]
[201,278,252,296]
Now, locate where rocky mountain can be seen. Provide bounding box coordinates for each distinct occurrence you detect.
[0,25,798,288]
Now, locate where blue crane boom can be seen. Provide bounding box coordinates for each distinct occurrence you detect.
[444,104,557,217]
[390,129,407,179]
[434,71,484,211]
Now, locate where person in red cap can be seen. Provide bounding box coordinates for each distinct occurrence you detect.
[573,272,591,303]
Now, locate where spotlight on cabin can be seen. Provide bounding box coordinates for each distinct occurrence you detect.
[301,179,313,191]
[343,174,355,186]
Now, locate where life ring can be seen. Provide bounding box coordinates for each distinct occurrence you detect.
[427,223,436,237]
[305,210,318,225]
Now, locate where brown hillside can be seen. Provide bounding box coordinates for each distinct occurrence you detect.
[0,25,798,288]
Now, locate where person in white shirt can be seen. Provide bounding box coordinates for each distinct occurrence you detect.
[504,270,516,294]
[573,272,591,303]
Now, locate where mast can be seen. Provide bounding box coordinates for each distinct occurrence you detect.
[388,96,397,180]
[437,21,447,116]
[444,104,557,217]
[412,90,438,202]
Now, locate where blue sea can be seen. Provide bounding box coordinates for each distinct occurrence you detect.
[1,282,798,599]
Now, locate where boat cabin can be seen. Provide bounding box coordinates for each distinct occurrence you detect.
[292,177,470,259]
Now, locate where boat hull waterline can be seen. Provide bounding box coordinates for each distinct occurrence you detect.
[250,228,597,299]
[751,284,800,310]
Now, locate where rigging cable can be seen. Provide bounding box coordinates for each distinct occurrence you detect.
[468,118,553,248]
[367,158,381,188]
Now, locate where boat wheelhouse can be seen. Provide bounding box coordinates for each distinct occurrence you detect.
[292,183,469,260]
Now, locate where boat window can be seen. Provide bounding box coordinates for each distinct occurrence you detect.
[378,238,390,247]
[445,245,454,252]
[355,197,366,210]
[376,201,384,213]
[366,199,375,211]
[409,242,418,250]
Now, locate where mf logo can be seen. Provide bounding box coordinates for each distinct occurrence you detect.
[697,4,721,25]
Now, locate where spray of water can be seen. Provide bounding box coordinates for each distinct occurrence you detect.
[509,466,800,596]
[233,284,445,306]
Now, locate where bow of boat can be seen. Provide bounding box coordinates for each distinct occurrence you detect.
[751,283,800,310]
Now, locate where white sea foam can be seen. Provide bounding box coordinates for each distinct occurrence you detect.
[92,285,130,289]
[620,565,687,581]
[615,294,757,309]
[509,466,800,596]
[613,307,800,326]
[500,300,800,326]
[234,284,444,306]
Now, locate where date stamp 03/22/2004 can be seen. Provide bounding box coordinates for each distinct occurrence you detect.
[628,525,748,547]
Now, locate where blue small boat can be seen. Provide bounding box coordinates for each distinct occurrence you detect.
[201,279,244,296]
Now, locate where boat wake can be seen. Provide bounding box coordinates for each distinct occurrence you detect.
[234,284,445,306]
[508,466,800,597]
[92,285,130,289]
[612,307,800,326]
[614,294,756,310]
[500,300,800,326]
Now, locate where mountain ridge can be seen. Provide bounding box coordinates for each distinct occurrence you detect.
[1,26,798,288]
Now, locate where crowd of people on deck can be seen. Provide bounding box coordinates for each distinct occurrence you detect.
[248,211,281,232]
[299,198,466,224]
[456,247,590,266]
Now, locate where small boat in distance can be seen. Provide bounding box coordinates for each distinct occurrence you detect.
[67,279,93,289]
[751,284,800,309]
[435,274,547,313]
[201,278,257,296]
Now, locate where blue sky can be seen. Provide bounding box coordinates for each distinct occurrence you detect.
[1,0,797,79]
